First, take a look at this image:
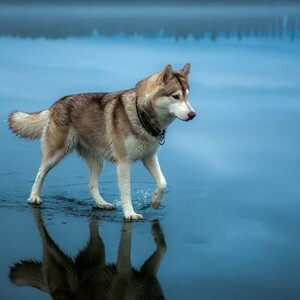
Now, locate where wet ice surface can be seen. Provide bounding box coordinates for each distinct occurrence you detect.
[1,5,300,300]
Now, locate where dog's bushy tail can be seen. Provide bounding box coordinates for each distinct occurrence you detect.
[8,110,50,140]
[9,260,49,292]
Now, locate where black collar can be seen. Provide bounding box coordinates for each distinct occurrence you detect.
[135,98,166,145]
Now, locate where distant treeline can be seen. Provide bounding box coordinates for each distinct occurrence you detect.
[1,5,299,40]
[1,0,300,5]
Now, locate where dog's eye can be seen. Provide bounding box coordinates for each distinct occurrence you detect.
[173,94,180,100]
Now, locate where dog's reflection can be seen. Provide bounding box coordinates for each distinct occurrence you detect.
[9,209,166,300]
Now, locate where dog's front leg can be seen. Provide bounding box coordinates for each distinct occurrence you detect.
[117,160,143,220]
[142,154,167,209]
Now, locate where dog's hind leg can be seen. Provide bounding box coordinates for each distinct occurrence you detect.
[142,154,167,209]
[86,156,114,210]
[28,147,65,204]
[28,124,69,204]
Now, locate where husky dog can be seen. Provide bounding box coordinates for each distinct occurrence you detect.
[10,208,166,299]
[8,63,196,220]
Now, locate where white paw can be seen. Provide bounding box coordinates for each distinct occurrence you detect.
[124,212,144,220]
[95,202,115,210]
[150,188,165,209]
[151,198,162,209]
[28,195,42,204]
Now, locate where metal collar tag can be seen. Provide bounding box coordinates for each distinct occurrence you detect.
[158,131,165,145]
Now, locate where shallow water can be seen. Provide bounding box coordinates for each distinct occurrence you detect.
[1,4,300,300]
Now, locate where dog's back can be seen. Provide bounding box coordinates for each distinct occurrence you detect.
[9,90,157,162]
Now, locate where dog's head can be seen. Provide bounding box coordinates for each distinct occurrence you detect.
[140,63,196,123]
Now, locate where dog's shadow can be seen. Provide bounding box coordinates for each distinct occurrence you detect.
[9,208,166,300]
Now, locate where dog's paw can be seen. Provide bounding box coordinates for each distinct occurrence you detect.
[95,202,115,210]
[150,190,164,209]
[151,198,161,209]
[28,195,42,204]
[124,212,144,220]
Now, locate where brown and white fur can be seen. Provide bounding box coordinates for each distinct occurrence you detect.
[8,63,196,220]
[10,208,167,299]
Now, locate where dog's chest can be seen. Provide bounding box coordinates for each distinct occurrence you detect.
[124,136,158,161]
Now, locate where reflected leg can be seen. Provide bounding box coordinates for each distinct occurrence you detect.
[75,219,106,276]
[113,221,133,298]
[141,221,167,276]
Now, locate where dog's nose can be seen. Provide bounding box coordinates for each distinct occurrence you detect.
[188,111,196,120]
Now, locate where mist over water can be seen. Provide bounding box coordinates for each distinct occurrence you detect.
[1,3,300,300]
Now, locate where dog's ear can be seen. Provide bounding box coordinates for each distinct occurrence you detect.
[180,63,191,78]
[162,64,173,85]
